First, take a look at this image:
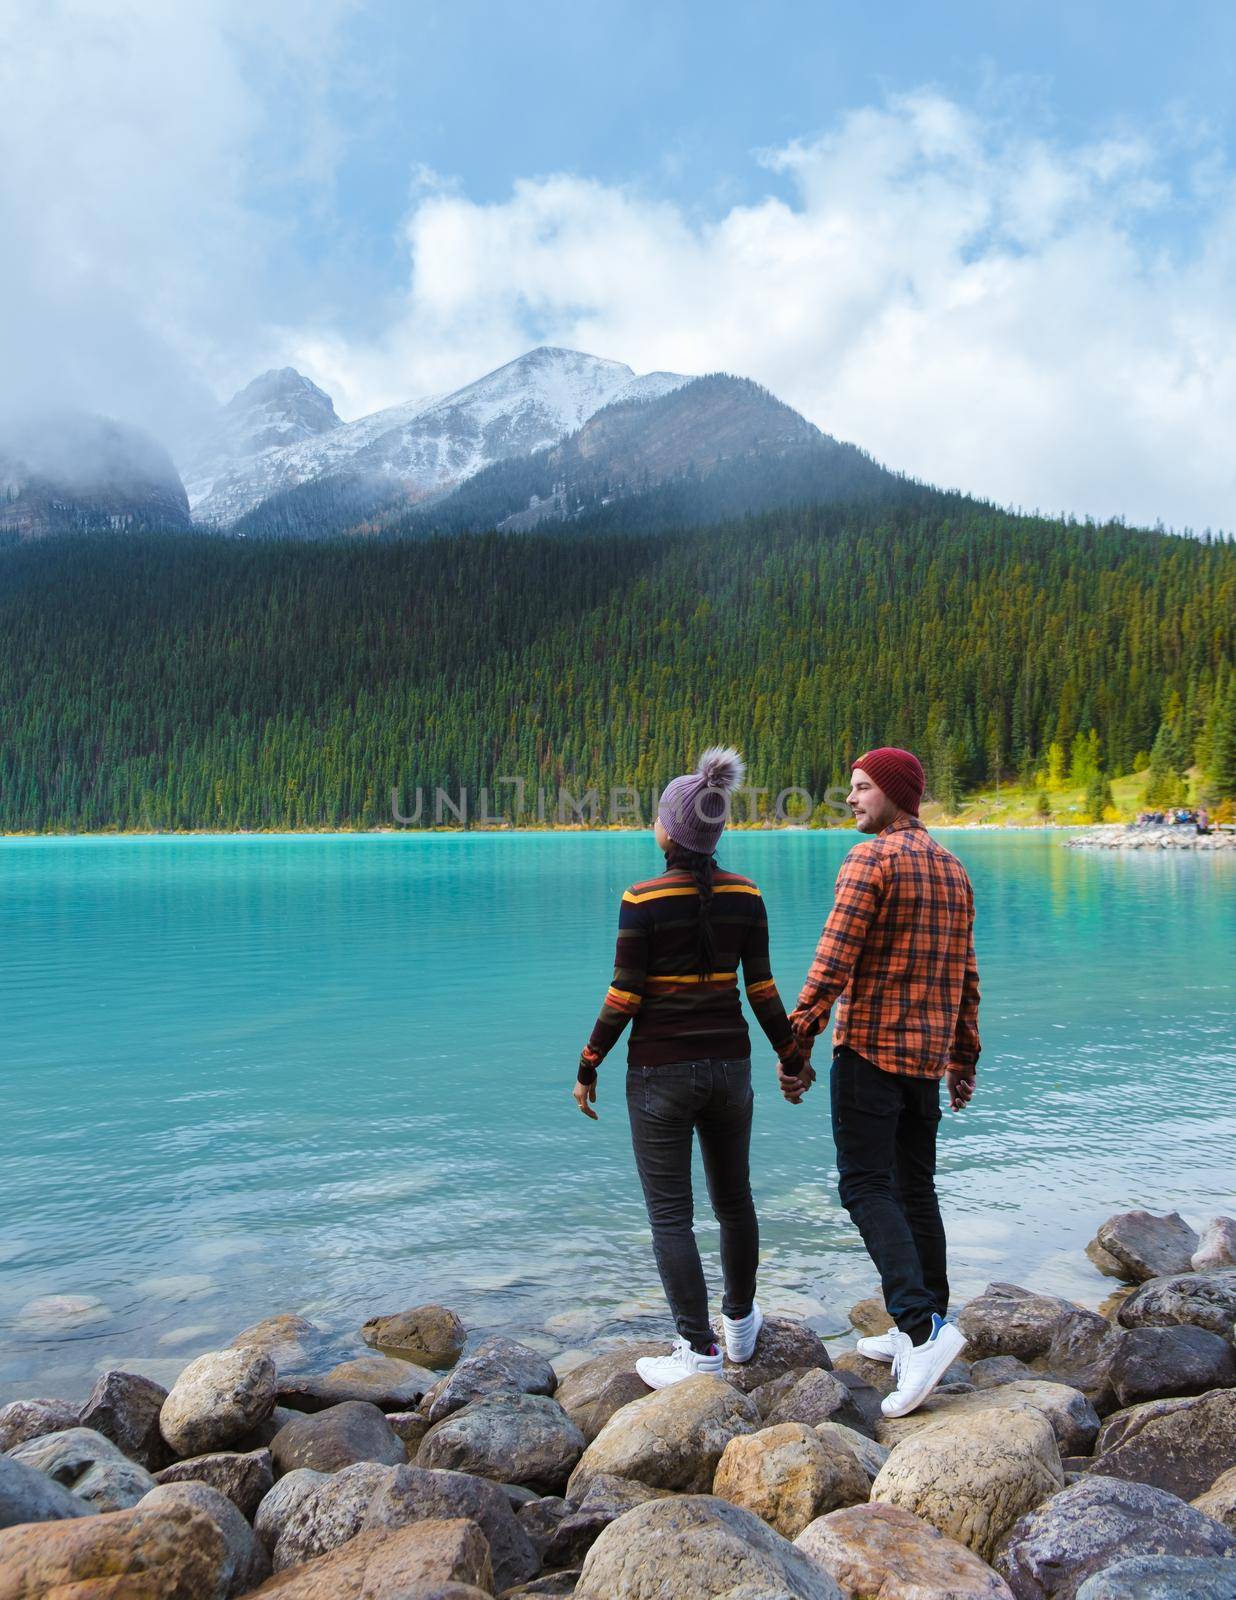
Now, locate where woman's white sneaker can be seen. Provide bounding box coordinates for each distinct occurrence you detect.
[635,1338,724,1390]
[855,1330,899,1362]
[880,1316,968,1418]
[720,1302,763,1363]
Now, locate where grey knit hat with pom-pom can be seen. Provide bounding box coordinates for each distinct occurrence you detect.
[658,746,746,855]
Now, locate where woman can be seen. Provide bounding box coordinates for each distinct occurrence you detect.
[572,747,803,1388]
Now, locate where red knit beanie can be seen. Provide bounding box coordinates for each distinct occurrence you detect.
[853,748,925,817]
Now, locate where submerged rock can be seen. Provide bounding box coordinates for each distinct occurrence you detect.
[360,1304,467,1368]
[795,1500,1014,1598]
[1093,1211,1200,1283]
[713,1421,869,1537]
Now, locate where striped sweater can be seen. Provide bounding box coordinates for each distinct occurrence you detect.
[579,862,800,1077]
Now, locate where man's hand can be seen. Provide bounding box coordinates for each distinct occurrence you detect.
[573,1079,598,1120]
[946,1065,976,1112]
[778,1059,817,1105]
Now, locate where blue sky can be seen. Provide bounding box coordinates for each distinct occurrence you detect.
[4,0,1236,529]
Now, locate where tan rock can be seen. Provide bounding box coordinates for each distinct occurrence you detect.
[833,1350,898,1398]
[1193,1216,1236,1272]
[0,1497,229,1600]
[248,1517,493,1596]
[552,1342,661,1442]
[160,1347,277,1456]
[849,1294,894,1336]
[713,1422,869,1538]
[815,1421,889,1484]
[871,1406,1064,1563]
[567,1374,759,1497]
[795,1500,1014,1598]
[875,1379,1099,1457]
[1194,1464,1236,1532]
[278,1354,437,1413]
[360,1304,467,1368]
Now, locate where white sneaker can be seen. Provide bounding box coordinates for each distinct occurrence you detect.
[881,1316,968,1418]
[855,1329,899,1362]
[720,1302,763,1363]
[635,1338,724,1390]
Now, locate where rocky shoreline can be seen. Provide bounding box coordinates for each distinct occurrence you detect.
[2,1212,1236,1599]
[1065,824,1236,851]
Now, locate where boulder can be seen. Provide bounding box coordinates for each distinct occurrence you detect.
[418,1391,586,1494]
[716,1315,834,1392]
[1117,1270,1236,1339]
[541,1473,668,1567]
[957,1284,1088,1362]
[1086,1237,1129,1278]
[141,1480,270,1596]
[995,1474,1236,1598]
[230,1312,321,1372]
[1094,1211,1200,1283]
[0,1497,230,1599]
[1075,1554,1236,1599]
[79,1368,171,1471]
[764,1368,874,1436]
[240,1406,301,1451]
[360,1304,467,1368]
[1036,1312,1126,1412]
[816,1422,888,1485]
[70,1456,160,1511]
[247,1518,493,1596]
[0,1396,79,1452]
[876,1379,1100,1457]
[872,1406,1064,1563]
[827,1370,886,1435]
[1087,1389,1236,1500]
[848,1294,893,1336]
[1194,1218,1236,1274]
[423,1337,557,1424]
[713,1422,869,1537]
[154,1446,274,1518]
[6,1423,157,1507]
[553,1343,661,1443]
[972,1356,1035,1389]
[795,1500,1015,1598]
[0,1452,91,1530]
[574,1492,844,1598]
[1109,1325,1236,1407]
[1194,1465,1236,1532]
[160,1347,277,1456]
[278,1355,438,1414]
[270,1400,406,1474]
[254,1467,328,1554]
[362,1463,540,1591]
[516,1491,570,1556]
[567,1374,760,1498]
[271,1459,397,1569]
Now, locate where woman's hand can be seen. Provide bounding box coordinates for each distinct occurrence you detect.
[573,1079,598,1120]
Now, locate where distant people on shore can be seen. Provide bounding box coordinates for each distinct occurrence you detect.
[572,747,805,1390]
[1134,806,1209,830]
[780,748,980,1420]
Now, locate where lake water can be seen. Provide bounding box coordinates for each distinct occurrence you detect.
[1,829,1233,1404]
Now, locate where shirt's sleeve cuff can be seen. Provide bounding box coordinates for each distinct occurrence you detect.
[578,1047,602,1084]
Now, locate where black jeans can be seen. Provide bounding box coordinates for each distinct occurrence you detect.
[831,1045,948,1345]
[626,1059,758,1352]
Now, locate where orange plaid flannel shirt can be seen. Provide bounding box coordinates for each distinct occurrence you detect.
[789,816,980,1079]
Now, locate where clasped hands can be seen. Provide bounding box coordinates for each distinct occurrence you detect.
[778,1050,816,1105]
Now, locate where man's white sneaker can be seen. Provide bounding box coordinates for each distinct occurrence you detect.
[720,1302,763,1363]
[880,1316,968,1418]
[855,1329,900,1362]
[635,1338,724,1390]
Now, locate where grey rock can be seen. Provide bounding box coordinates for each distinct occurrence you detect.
[996,1474,1236,1599]
[0,1452,91,1530]
[553,1343,661,1443]
[278,1354,438,1414]
[517,1491,571,1556]
[362,1463,541,1592]
[1118,1270,1236,1339]
[764,1368,872,1437]
[253,1466,328,1554]
[543,1474,669,1568]
[1095,1211,1200,1283]
[1037,1311,1126,1413]
[418,1390,585,1494]
[1088,1389,1236,1500]
[154,1446,274,1518]
[1076,1554,1236,1599]
[504,1572,582,1597]
[142,1479,270,1595]
[79,1369,171,1471]
[160,1346,278,1456]
[6,1424,131,1485]
[271,1459,397,1570]
[574,1492,844,1598]
[0,1397,79,1452]
[957,1283,1090,1362]
[1194,1218,1236,1273]
[1110,1325,1236,1407]
[271,1400,406,1474]
[423,1336,557,1424]
[71,1455,159,1510]
[814,1421,889,1483]
[972,1356,1035,1389]
[715,1315,834,1393]
[360,1304,467,1368]
[388,1409,431,1454]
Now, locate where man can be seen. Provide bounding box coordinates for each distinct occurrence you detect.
[783,747,980,1419]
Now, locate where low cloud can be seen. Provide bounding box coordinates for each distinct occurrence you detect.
[293,92,1236,532]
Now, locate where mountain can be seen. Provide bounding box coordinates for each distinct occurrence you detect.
[386,373,904,540]
[0,413,191,541]
[184,347,690,527]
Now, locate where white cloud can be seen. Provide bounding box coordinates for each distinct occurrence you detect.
[290,90,1236,531]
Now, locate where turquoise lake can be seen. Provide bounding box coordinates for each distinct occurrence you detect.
[1,829,1233,1404]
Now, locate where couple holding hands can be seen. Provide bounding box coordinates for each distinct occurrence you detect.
[573,744,980,1420]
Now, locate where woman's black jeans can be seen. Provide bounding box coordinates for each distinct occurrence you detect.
[626,1058,758,1352]
[831,1045,948,1346]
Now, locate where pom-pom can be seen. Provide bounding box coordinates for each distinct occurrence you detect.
[695,745,746,793]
